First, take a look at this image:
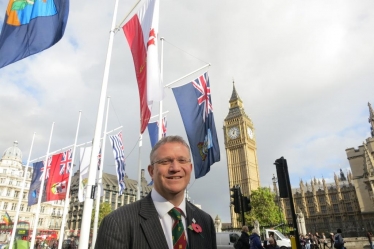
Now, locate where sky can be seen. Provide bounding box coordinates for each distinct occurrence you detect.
[1,0,374,223]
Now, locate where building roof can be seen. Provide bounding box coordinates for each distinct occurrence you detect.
[1,141,22,163]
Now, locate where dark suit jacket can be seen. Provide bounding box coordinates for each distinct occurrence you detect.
[95,193,217,249]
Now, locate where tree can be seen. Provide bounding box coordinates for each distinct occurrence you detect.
[91,202,112,229]
[244,187,283,226]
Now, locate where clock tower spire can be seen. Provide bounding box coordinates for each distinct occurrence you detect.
[224,82,260,228]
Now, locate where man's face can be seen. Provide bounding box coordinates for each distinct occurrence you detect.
[148,142,192,201]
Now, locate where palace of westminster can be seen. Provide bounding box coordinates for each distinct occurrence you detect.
[0,84,373,237]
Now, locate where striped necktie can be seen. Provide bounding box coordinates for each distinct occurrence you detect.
[168,207,188,249]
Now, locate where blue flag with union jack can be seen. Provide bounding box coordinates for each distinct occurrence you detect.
[172,72,220,179]
[147,116,167,148]
[109,132,126,195]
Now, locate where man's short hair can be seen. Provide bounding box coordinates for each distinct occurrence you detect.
[252,228,259,235]
[242,226,249,232]
[150,135,190,162]
[337,228,342,233]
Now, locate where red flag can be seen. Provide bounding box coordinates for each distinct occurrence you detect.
[46,149,72,201]
[123,0,162,134]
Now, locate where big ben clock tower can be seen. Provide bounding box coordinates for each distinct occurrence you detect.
[224,82,260,228]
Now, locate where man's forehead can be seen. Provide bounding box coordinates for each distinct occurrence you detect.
[153,142,189,155]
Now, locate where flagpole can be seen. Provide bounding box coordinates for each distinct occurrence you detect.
[78,0,119,247]
[164,63,211,88]
[157,37,164,140]
[58,111,82,249]
[92,97,110,247]
[136,133,142,201]
[9,132,36,249]
[30,123,55,249]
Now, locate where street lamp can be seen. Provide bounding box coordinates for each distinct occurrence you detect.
[272,174,283,232]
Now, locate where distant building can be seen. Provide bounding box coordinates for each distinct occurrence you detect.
[223,83,260,228]
[273,173,369,236]
[66,169,152,237]
[344,102,374,228]
[0,141,64,236]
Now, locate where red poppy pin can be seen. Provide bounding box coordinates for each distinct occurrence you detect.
[188,218,204,238]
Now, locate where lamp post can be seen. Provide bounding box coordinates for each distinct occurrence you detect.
[272,175,283,232]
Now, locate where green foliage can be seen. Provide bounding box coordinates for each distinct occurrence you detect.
[91,202,112,229]
[244,187,284,226]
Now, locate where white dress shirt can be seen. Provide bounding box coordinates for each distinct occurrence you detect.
[151,189,189,249]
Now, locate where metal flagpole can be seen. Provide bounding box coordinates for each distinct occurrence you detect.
[136,134,142,201]
[78,0,119,247]
[9,132,36,249]
[164,63,211,88]
[92,97,110,247]
[157,37,165,141]
[30,123,55,249]
[58,111,82,249]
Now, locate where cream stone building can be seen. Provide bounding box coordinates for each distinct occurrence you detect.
[0,141,64,236]
[275,103,374,236]
[223,83,260,228]
[273,172,370,236]
[66,169,152,236]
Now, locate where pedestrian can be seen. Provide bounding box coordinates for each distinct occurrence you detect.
[235,226,250,249]
[249,228,263,249]
[333,229,344,249]
[329,233,334,249]
[367,231,373,249]
[95,136,217,249]
[305,235,311,249]
[315,232,322,249]
[321,233,329,249]
[267,237,279,249]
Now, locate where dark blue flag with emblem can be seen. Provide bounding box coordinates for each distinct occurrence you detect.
[0,0,69,68]
[172,72,220,179]
[28,161,44,206]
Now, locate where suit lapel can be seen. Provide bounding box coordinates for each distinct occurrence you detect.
[139,194,169,249]
[186,201,200,248]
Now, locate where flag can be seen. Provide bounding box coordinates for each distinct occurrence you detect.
[147,116,167,148]
[78,146,91,202]
[0,0,69,68]
[109,132,126,195]
[123,0,162,134]
[46,149,72,201]
[172,72,220,178]
[2,212,12,226]
[28,161,44,206]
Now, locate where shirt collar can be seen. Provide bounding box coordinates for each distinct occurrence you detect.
[151,189,187,218]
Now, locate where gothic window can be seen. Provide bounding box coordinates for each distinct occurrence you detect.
[20,204,24,211]
[14,191,19,198]
[0,178,5,184]
[3,202,8,210]
[41,206,45,213]
[320,205,327,213]
[16,181,20,186]
[26,206,31,212]
[38,218,43,226]
[11,203,16,210]
[333,204,339,213]
[6,189,10,196]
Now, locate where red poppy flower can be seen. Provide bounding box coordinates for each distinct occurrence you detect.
[191,223,202,233]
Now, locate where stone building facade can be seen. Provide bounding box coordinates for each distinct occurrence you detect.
[273,171,371,236]
[66,169,152,236]
[0,141,64,235]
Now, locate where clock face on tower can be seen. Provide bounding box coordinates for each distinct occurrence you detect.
[247,127,254,139]
[228,126,239,139]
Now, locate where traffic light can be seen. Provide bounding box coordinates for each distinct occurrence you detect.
[230,187,241,213]
[242,196,251,212]
[274,157,289,198]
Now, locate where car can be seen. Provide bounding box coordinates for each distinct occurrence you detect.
[62,239,78,249]
[216,232,240,249]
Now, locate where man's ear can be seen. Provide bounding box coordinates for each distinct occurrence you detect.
[148,165,154,178]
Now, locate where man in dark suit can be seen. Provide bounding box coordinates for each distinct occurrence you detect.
[95,135,217,249]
